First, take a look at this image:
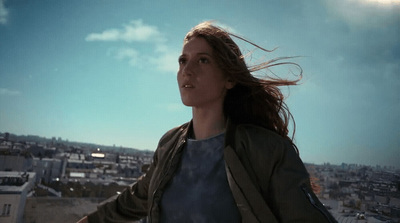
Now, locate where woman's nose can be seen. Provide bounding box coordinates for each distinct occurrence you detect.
[182,60,195,76]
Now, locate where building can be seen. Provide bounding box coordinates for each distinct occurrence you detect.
[0,155,32,172]
[31,157,64,184]
[0,171,36,223]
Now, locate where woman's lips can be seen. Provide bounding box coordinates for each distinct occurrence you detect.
[182,84,194,88]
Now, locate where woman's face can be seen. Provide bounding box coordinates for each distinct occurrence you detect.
[177,37,234,109]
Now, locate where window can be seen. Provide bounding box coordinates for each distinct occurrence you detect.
[1,204,11,216]
[6,204,10,215]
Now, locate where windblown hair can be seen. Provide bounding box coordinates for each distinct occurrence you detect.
[184,21,302,142]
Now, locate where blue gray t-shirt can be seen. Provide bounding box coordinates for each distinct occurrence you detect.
[160,132,241,223]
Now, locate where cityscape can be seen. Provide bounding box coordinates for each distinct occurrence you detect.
[0,132,399,223]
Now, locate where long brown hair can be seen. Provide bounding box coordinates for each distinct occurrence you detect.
[184,21,302,142]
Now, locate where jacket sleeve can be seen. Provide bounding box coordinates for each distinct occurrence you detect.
[236,125,337,223]
[87,152,158,223]
[267,139,337,223]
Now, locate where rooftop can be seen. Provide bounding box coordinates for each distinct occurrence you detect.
[0,171,36,194]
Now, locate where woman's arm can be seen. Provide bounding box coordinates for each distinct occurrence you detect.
[85,161,156,223]
[76,216,88,223]
[235,125,337,222]
[76,124,185,223]
[73,150,158,223]
[267,140,337,222]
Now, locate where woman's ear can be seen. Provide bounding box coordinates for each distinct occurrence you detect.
[225,79,236,90]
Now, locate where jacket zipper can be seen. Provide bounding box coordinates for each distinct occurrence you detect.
[301,186,336,223]
[148,138,186,223]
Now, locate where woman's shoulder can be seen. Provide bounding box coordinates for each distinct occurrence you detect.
[233,123,295,155]
[157,122,190,147]
[235,124,286,142]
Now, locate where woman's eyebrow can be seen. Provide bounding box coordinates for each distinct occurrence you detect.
[197,52,212,56]
[180,52,213,57]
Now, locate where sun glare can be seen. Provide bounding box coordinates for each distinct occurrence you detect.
[365,0,400,4]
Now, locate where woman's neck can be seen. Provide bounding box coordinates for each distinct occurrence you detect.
[191,107,226,140]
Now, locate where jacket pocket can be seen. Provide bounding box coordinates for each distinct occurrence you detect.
[301,184,338,223]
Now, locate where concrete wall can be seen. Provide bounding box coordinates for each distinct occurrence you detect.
[0,194,21,223]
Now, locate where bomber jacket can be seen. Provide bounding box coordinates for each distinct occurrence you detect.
[88,120,337,223]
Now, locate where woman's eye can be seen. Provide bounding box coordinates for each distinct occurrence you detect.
[199,57,209,64]
[178,58,186,65]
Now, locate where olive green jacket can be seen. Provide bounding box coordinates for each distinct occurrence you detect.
[88,121,337,223]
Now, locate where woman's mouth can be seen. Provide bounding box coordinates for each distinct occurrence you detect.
[183,84,194,88]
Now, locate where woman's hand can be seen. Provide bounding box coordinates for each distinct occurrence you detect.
[76,216,88,223]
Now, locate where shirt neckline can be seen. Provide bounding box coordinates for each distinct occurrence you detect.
[187,131,225,142]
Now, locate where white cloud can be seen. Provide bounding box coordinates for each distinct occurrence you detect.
[0,0,8,25]
[115,48,140,66]
[151,51,180,73]
[115,47,179,73]
[85,19,164,43]
[87,19,180,73]
[0,88,21,96]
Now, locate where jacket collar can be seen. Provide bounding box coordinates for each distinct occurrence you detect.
[224,118,237,148]
[175,121,190,149]
[180,118,237,149]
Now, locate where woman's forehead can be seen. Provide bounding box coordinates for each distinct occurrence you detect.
[182,37,213,55]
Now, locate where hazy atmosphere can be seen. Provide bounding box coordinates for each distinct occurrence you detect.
[0,0,399,167]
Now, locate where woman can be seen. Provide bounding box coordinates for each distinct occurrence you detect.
[78,21,337,223]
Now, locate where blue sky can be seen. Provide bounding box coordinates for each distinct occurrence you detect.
[0,0,399,167]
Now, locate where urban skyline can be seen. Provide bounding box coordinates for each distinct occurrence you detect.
[1,131,399,169]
